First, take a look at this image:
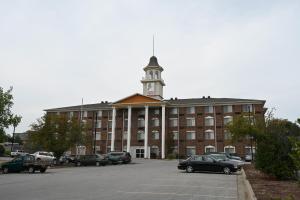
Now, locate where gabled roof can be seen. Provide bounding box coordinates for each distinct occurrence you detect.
[113,93,162,105]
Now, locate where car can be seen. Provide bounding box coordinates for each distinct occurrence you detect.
[207,153,243,170]
[245,154,254,162]
[106,151,131,164]
[32,151,57,164]
[73,154,108,166]
[1,154,50,174]
[228,153,242,161]
[177,155,238,174]
[10,150,27,157]
[59,155,75,164]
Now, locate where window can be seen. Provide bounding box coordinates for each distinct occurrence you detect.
[224,116,233,125]
[224,145,235,154]
[205,106,213,113]
[95,132,101,140]
[95,146,100,152]
[186,131,196,140]
[137,130,145,140]
[205,116,214,126]
[108,120,112,128]
[124,118,128,128]
[186,107,195,114]
[97,110,102,117]
[96,120,101,128]
[108,132,112,140]
[138,118,145,127]
[205,130,214,140]
[171,146,178,154]
[149,71,153,79]
[186,146,196,156]
[69,112,74,119]
[152,118,159,127]
[205,145,215,153]
[123,131,127,140]
[170,108,178,115]
[223,105,232,113]
[169,118,178,127]
[186,118,195,127]
[83,111,88,118]
[243,115,255,125]
[138,110,145,116]
[224,130,232,140]
[154,109,160,115]
[242,104,253,112]
[136,149,144,158]
[245,146,256,154]
[152,131,159,140]
[155,71,159,79]
[56,112,60,116]
[172,131,178,140]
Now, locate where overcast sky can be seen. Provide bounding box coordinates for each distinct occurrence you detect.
[1,0,300,133]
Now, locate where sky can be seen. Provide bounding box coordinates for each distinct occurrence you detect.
[1,0,300,133]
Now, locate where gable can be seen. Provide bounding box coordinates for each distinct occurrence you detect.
[113,93,162,105]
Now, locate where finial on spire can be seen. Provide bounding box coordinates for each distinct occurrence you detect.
[152,35,155,56]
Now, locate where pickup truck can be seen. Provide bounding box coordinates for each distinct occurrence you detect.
[0,154,51,174]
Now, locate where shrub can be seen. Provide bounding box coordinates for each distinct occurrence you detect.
[0,145,5,156]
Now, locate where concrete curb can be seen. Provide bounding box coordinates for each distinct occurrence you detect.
[238,169,257,200]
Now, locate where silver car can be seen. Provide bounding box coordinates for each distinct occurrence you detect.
[208,154,244,170]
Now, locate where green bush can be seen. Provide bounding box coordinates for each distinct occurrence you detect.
[0,145,5,156]
[4,150,11,157]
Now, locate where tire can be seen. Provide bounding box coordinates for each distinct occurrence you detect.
[40,168,46,173]
[76,162,81,167]
[28,167,35,173]
[96,162,100,166]
[223,167,231,175]
[3,167,9,174]
[186,166,194,173]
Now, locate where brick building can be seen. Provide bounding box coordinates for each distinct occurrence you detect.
[45,56,266,159]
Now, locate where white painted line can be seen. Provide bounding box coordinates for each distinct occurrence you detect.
[117,191,237,199]
[140,183,236,190]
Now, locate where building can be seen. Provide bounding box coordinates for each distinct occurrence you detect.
[45,55,266,159]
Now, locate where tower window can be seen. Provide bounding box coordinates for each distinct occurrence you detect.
[155,71,159,79]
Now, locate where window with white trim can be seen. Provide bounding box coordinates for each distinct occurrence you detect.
[172,131,178,140]
[245,146,256,154]
[186,131,196,140]
[154,109,160,115]
[97,110,102,117]
[205,130,215,140]
[137,130,145,140]
[138,110,145,116]
[205,145,216,153]
[205,106,213,113]
[152,131,159,140]
[170,108,178,115]
[96,120,101,128]
[223,105,233,113]
[169,118,178,127]
[224,116,233,125]
[123,131,127,140]
[224,130,232,140]
[108,132,112,140]
[224,145,235,154]
[242,104,253,112]
[95,132,101,140]
[186,117,195,127]
[186,146,196,156]
[205,116,214,126]
[138,118,145,127]
[83,111,88,118]
[69,112,74,119]
[152,118,159,127]
[108,120,112,128]
[186,107,195,114]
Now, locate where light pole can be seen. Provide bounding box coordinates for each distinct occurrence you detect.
[248,105,254,161]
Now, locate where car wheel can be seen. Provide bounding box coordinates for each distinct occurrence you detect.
[28,167,35,173]
[223,167,231,175]
[186,166,194,173]
[76,162,81,167]
[96,162,100,166]
[40,168,46,173]
[3,167,9,174]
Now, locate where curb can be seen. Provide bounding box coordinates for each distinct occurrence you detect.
[239,168,257,200]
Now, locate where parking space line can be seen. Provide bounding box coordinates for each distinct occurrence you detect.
[117,191,237,199]
[140,183,236,190]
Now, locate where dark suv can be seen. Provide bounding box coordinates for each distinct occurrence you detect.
[73,154,108,166]
[106,152,131,164]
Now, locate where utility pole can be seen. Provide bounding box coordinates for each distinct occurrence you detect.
[248,105,254,161]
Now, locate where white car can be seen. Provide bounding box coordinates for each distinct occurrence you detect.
[10,150,27,157]
[32,151,56,164]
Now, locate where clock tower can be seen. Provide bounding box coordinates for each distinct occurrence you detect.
[141,56,165,100]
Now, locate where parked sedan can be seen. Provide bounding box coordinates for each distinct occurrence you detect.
[178,155,238,174]
[208,153,243,170]
[106,152,131,164]
[73,154,108,166]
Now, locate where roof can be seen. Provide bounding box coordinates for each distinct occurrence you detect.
[45,97,265,112]
[165,97,266,106]
[147,56,160,67]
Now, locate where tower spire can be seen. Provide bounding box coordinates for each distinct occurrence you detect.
[152,35,154,56]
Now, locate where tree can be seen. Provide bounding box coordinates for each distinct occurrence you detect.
[0,86,22,142]
[27,113,89,158]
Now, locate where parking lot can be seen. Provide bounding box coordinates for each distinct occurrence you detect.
[0,159,238,200]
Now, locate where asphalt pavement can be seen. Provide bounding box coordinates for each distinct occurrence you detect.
[0,159,238,200]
